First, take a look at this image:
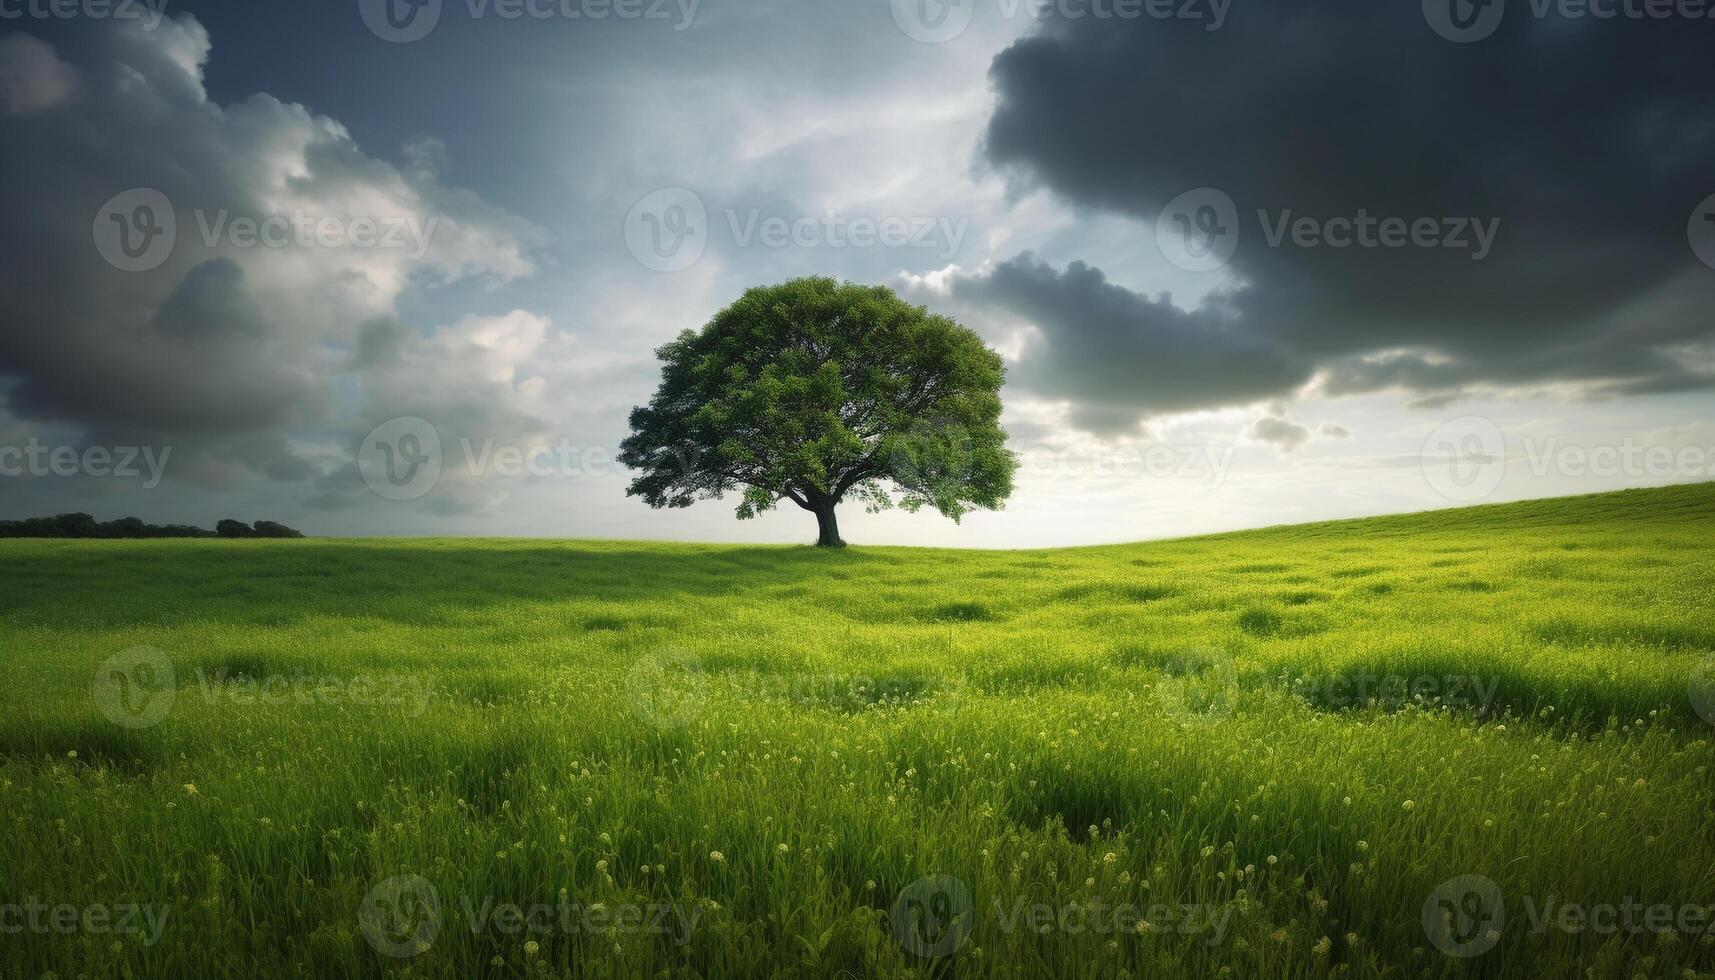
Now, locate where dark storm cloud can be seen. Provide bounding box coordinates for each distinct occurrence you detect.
[946,254,1309,433]
[979,3,1715,422]
[1248,416,1310,452]
[7,258,314,434]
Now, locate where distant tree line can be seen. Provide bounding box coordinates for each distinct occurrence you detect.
[0,513,305,539]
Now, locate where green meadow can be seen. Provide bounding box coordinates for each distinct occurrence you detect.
[2,484,1713,978]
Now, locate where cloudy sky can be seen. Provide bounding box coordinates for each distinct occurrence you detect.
[1,0,1712,546]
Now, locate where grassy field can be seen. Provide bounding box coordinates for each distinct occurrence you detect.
[3,484,1714,978]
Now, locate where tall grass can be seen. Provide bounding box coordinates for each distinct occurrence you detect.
[2,484,1713,977]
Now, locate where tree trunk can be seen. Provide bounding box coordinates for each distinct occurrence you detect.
[813,504,844,548]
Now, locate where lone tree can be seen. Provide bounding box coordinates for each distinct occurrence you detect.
[619,277,1017,547]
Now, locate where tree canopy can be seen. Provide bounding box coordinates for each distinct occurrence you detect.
[619,277,1017,546]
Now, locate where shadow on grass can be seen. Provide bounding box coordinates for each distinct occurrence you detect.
[0,716,161,771]
[0,541,896,630]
